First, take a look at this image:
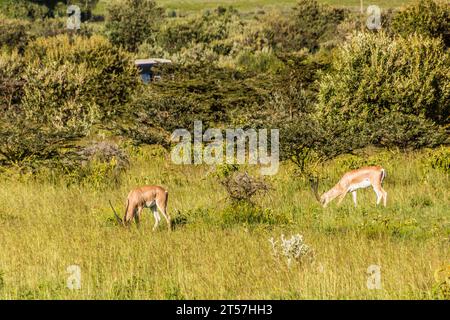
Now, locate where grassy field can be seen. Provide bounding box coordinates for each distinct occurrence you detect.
[93,0,416,14]
[0,146,448,299]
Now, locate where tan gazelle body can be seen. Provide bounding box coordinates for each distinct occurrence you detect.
[110,185,171,231]
[311,166,387,207]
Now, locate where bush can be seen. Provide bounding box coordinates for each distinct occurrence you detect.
[21,60,99,133]
[105,0,164,52]
[0,36,140,166]
[156,6,241,55]
[367,112,448,149]
[334,151,395,171]
[119,90,212,147]
[319,32,449,124]
[426,147,450,173]
[0,18,31,52]
[317,32,449,150]
[220,202,285,225]
[220,171,270,204]
[391,0,450,47]
[269,234,314,266]
[63,141,130,188]
[1,0,49,20]
[0,51,81,167]
[263,0,347,52]
[0,50,24,111]
[25,35,141,121]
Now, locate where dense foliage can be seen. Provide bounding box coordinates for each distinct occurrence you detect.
[0,0,448,174]
[0,35,139,166]
[105,0,164,52]
[317,32,449,149]
[391,0,450,47]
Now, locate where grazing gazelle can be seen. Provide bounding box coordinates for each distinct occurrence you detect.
[310,166,387,207]
[109,185,171,231]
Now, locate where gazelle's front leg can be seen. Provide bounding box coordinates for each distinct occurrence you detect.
[134,207,143,226]
[337,191,348,206]
[352,191,357,207]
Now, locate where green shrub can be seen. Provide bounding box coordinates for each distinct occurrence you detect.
[367,113,448,149]
[263,0,347,52]
[157,6,241,55]
[120,91,211,148]
[334,151,395,171]
[62,141,130,188]
[0,36,140,167]
[220,202,287,226]
[220,172,270,204]
[235,49,284,74]
[105,0,164,52]
[391,0,450,47]
[426,147,450,173]
[317,32,449,150]
[1,0,49,20]
[21,60,99,133]
[25,35,141,120]
[319,32,449,124]
[0,50,24,110]
[0,18,31,51]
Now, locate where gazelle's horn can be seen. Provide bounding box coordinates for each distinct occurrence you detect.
[109,200,123,226]
[309,176,321,203]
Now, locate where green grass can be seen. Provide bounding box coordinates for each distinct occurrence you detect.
[0,147,448,299]
[0,0,419,16]
[94,0,416,14]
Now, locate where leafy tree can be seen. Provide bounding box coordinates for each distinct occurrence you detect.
[156,6,240,55]
[25,35,141,121]
[317,32,449,149]
[0,35,140,166]
[105,0,164,52]
[391,0,450,47]
[263,0,347,52]
[0,0,49,20]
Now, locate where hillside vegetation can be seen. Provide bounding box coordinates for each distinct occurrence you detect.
[0,0,449,299]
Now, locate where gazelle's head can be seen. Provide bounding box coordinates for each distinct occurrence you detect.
[310,177,333,207]
[319,190,335,207]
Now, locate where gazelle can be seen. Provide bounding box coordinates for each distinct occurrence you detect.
[109,185,171,231]
[310,166,387,207]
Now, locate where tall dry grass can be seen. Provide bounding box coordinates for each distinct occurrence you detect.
[0,146,448,299]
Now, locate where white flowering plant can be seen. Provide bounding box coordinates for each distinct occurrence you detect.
[269,234,314,267]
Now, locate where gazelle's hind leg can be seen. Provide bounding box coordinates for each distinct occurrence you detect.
[381,188,387,207]
[373,187,383,206]
[352,191,357,207]
[156,200,171,231]
[151,206,161,231]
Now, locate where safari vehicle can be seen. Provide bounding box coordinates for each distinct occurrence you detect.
[135,58,172,83]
